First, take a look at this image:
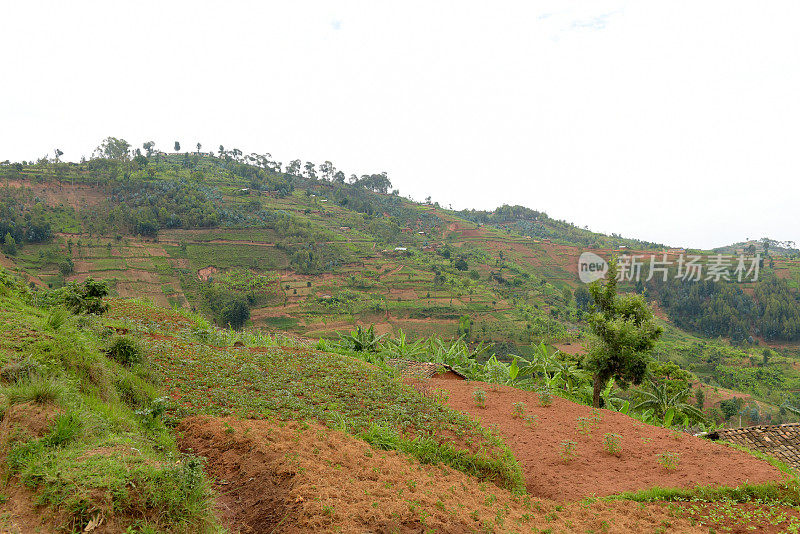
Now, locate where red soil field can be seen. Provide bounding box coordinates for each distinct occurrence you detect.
[429,377,787,501]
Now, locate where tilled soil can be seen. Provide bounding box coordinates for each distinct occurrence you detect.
[429,377,787,501]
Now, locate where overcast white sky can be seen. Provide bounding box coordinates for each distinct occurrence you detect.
[1,1,798,249]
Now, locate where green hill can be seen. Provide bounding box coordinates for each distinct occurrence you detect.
[4,141,800,424]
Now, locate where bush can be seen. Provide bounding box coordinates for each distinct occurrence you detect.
[657,451,680,470]
[106,336,144,367]
[472,389,486,408]
[511,402,526,419]
[603,433,622,456]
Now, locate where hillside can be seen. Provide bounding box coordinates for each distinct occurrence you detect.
[3,273,800,532]
[4,144,800,426]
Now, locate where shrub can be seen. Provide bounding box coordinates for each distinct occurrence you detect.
[472,389,486,408]
[657,451,680,470]
[106,336,144,367]
[511,402,526,419]
[538,390,553,407]
[560,440,578,463]
[576,417,594,436]
[603,433,622,456]
[524,414,539,428]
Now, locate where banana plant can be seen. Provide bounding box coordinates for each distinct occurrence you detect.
[338,324,387,352]
[633,379,706,425]
[380,329,425,360]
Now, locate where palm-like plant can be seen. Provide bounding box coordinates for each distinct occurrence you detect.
[338,324,387,352]
[381,329,425,360]
[634,380,705,424]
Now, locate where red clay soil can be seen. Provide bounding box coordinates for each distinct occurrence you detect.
[177,416,707,534]
[430,378,787,501]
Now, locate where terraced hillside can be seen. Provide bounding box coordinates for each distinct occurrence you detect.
[4,147,800,427]
[4,271,800,532]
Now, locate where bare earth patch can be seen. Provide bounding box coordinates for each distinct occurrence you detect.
[178,416,705,534]
[429,378,787,501]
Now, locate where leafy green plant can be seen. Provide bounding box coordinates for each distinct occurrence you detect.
[106,336,144,367]
[524,414,539,428]
[560,440,578,463]
[43,307,69,331]
[634,380,706,425]
[511,402,526,419]
[538,390,553,407]
[657,451,680,470]
[338,324,387,352]
[576,416,594,436]
[602,433,622,456]
[472,389,486,408]
[431,388,449,404]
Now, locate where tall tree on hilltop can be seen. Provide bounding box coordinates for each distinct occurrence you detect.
[142,141,155,157]
[585,258,662,408]
[174,141,181,152]
[95,137,131,161]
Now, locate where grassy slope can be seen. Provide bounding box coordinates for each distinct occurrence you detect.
[104,298,525,491]
[0,275,217,533]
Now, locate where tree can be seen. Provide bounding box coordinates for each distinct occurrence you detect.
[574,285,592,312]
[174,141,181,152]
[95,137,131,161]
[304,161,317,179]
[585,258,662,407]
[196,142,202,154]
[2,233,17,255]
[54,148,63,163]
[143,141,155,157]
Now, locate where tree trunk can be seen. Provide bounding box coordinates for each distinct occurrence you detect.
[592,374,603,408]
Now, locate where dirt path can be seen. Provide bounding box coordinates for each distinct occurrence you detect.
[430,378,787,501]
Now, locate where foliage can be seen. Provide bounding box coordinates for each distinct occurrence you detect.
[338,324,387,352]
[602,433,622,456]
[0,272,216,531]
[559,440,578,463]
[633,380,706,424]
[53,278,109,315]
[106,336,145,367]
[585,258,662,407]
[656,451,680,470]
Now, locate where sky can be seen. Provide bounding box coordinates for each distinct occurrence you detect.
[1,1,798,249]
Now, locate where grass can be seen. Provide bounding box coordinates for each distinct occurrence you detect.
[0,273,219,532]
[608,479,800,507]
